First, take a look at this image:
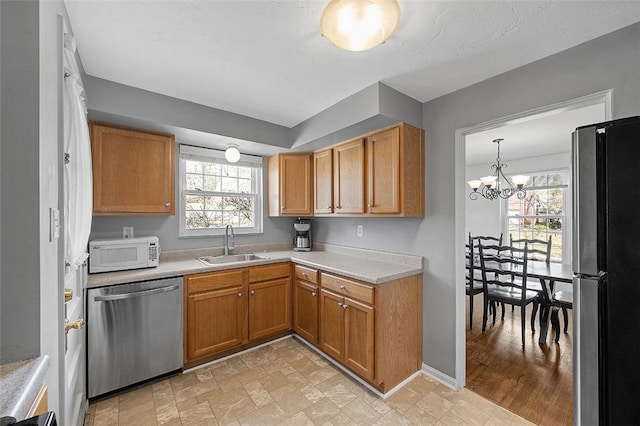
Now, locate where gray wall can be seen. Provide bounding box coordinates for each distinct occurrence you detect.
[418,22,638,377]
[0,0,41,364]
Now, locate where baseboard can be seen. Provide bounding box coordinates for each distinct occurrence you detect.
[421,363,458,390]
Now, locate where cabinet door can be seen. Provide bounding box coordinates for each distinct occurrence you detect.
[319,289,345,361]
[344,297,375,382]
[90,122,175,215]
[293,280,319,344]
[367,127,400,214]
[333,139,365,214]
[280,154,313,215]
[314,149,333,214]
[249,278,292,340]
[187,286,247,361]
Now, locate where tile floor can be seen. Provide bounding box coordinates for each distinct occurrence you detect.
[84,337,532,425]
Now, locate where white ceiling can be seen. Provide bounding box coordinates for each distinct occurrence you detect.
[465,103,605,166]
[65,1,640,128]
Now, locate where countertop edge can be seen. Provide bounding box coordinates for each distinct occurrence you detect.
[0,355,50,422]
[87,249,424,288]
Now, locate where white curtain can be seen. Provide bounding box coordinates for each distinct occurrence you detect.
[63,34,93,270]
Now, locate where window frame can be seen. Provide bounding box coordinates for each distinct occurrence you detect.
[502,168,572,264]
[178,144,264,237]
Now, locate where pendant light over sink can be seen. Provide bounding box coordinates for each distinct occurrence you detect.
[320,0,401,52]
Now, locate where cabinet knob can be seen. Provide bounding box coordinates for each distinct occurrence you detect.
[238,292,242,298]
[302,273,307,277]
[335,205,341,209]
[337,302,343,307]
[166,202,171,207]
[312,292,317,297]
[342,304,348,310]
[250,290,255,295]
[368,204,373,212]
[339,285,346,290]
[326,205,331,209]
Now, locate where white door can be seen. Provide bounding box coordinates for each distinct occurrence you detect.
[64,264,87,426]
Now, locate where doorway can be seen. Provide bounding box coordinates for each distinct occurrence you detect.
[454,90,611,423]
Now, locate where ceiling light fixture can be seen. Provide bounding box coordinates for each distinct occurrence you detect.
[224,144,241,163]
[467,138,530,201]
[320,0,401,52]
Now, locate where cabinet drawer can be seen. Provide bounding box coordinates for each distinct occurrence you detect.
[249,262,290,283]
[187,269,245,294]
[294,264,318,284]
[321,273,374,305]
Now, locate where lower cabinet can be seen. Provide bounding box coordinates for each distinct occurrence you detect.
[319,288,375,383]
[249,277,291,340]
[293,264,320,344]
[185,260,422,393]
[317,271,422,392]
[184,262,291,368]
[185,269,247,362]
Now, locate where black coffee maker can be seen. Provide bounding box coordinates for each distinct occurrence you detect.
[293,218,312,252]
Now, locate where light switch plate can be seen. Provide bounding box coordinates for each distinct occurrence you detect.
[123,227,134,239]
[357,224,363,237]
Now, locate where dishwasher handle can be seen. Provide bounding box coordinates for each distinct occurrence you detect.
[93,284,180,302]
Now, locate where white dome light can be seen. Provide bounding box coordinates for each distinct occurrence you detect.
[225,144,241,163]
[320,0,401,52]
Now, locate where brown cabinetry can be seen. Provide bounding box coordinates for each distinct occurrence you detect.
[311,123,424,217]
[267,153,313,216]
[89,121,175,215]
[184,263,292,368]
[366,124,424,216]
[293,265,319,344]
[332,139,366,214]
[318,271,422,392]
[313,149,333,215]
[185,269,247,363]
[248,263,291,340]
[319,274,375,382]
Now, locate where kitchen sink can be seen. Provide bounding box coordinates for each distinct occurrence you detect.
[197,254,263,266]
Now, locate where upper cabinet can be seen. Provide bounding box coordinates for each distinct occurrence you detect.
[268,123,424,218]
[312,123,424,217]
[333,139,366,214]
[90,122,175,215]
[313,149,333,215]
[267,153,313,216]
[366,124,424,216]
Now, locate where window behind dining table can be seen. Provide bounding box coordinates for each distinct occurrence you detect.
[504,170,570,263]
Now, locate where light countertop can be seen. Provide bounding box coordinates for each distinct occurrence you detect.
[0,355,49,424]
[87,243,424,288]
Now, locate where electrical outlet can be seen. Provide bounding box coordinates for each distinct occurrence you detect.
[123,227,134,239]
[357,224,363,237]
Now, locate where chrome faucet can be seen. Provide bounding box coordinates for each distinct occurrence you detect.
[223,224,235,255]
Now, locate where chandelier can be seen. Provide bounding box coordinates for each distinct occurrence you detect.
[467,138,530,201]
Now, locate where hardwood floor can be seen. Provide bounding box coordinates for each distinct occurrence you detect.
[466,297,573,425]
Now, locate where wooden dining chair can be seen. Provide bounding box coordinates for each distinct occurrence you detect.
[466,233,503,329]
[466,234,482,329]
[550,289,573,342]
[509,235,553,329]
[478,242,540,345]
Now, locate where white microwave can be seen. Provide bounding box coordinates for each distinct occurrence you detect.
[89,236,160,273]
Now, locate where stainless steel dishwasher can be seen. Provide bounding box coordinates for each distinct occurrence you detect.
[87,277,183,398]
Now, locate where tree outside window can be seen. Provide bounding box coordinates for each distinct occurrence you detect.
[506,172,568,262]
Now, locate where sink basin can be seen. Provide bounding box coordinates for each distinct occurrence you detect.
[197,254,262,266]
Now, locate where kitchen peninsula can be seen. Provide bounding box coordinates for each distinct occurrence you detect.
[87,243,423,395]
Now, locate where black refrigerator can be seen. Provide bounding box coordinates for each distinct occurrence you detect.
[572,115,640,425]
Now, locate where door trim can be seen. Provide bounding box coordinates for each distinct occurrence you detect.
[453,89,612,389]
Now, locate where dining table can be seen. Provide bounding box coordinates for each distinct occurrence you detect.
[471,258,574,344]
